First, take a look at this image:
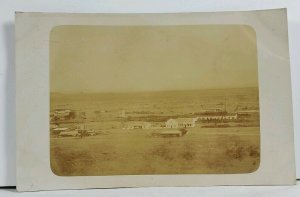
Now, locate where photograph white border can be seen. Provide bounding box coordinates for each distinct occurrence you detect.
[16,9,295,191]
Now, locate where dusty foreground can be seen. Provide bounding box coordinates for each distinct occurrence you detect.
[50,127,260,176]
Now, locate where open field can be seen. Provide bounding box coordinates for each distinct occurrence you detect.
[50,127,260,176]
[50,88,260,175]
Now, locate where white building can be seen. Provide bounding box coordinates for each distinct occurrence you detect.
[53,127,69,132]
[53,109,71,120]
[165,118,196,128]
[58,130,79,137]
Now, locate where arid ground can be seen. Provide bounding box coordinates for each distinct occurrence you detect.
[51,127,259,176]
[50,88,260,176]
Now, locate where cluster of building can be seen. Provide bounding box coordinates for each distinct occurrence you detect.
[50,109,100,122]
[50,108,259,131]
[50,109,72,121]
[124,118,197,130]
[51,124,97,137]
[124,109,259,130]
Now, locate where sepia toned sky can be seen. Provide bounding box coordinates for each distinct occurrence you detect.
[50,25,258,93]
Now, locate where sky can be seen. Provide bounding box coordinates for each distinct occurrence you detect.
[50,25,258,93]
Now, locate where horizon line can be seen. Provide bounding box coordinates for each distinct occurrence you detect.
[50,86,258,95]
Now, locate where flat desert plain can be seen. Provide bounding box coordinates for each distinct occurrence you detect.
[50,88,260,175]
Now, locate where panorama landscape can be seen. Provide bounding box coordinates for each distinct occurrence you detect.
[50,25,260,175]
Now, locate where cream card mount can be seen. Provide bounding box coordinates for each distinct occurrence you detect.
[16,9,295,191]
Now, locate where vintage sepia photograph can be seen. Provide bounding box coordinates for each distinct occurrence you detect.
[50,25,260,176]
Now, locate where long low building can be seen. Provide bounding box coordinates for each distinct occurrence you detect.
[165,118,197,128]
[198,114,238,121]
